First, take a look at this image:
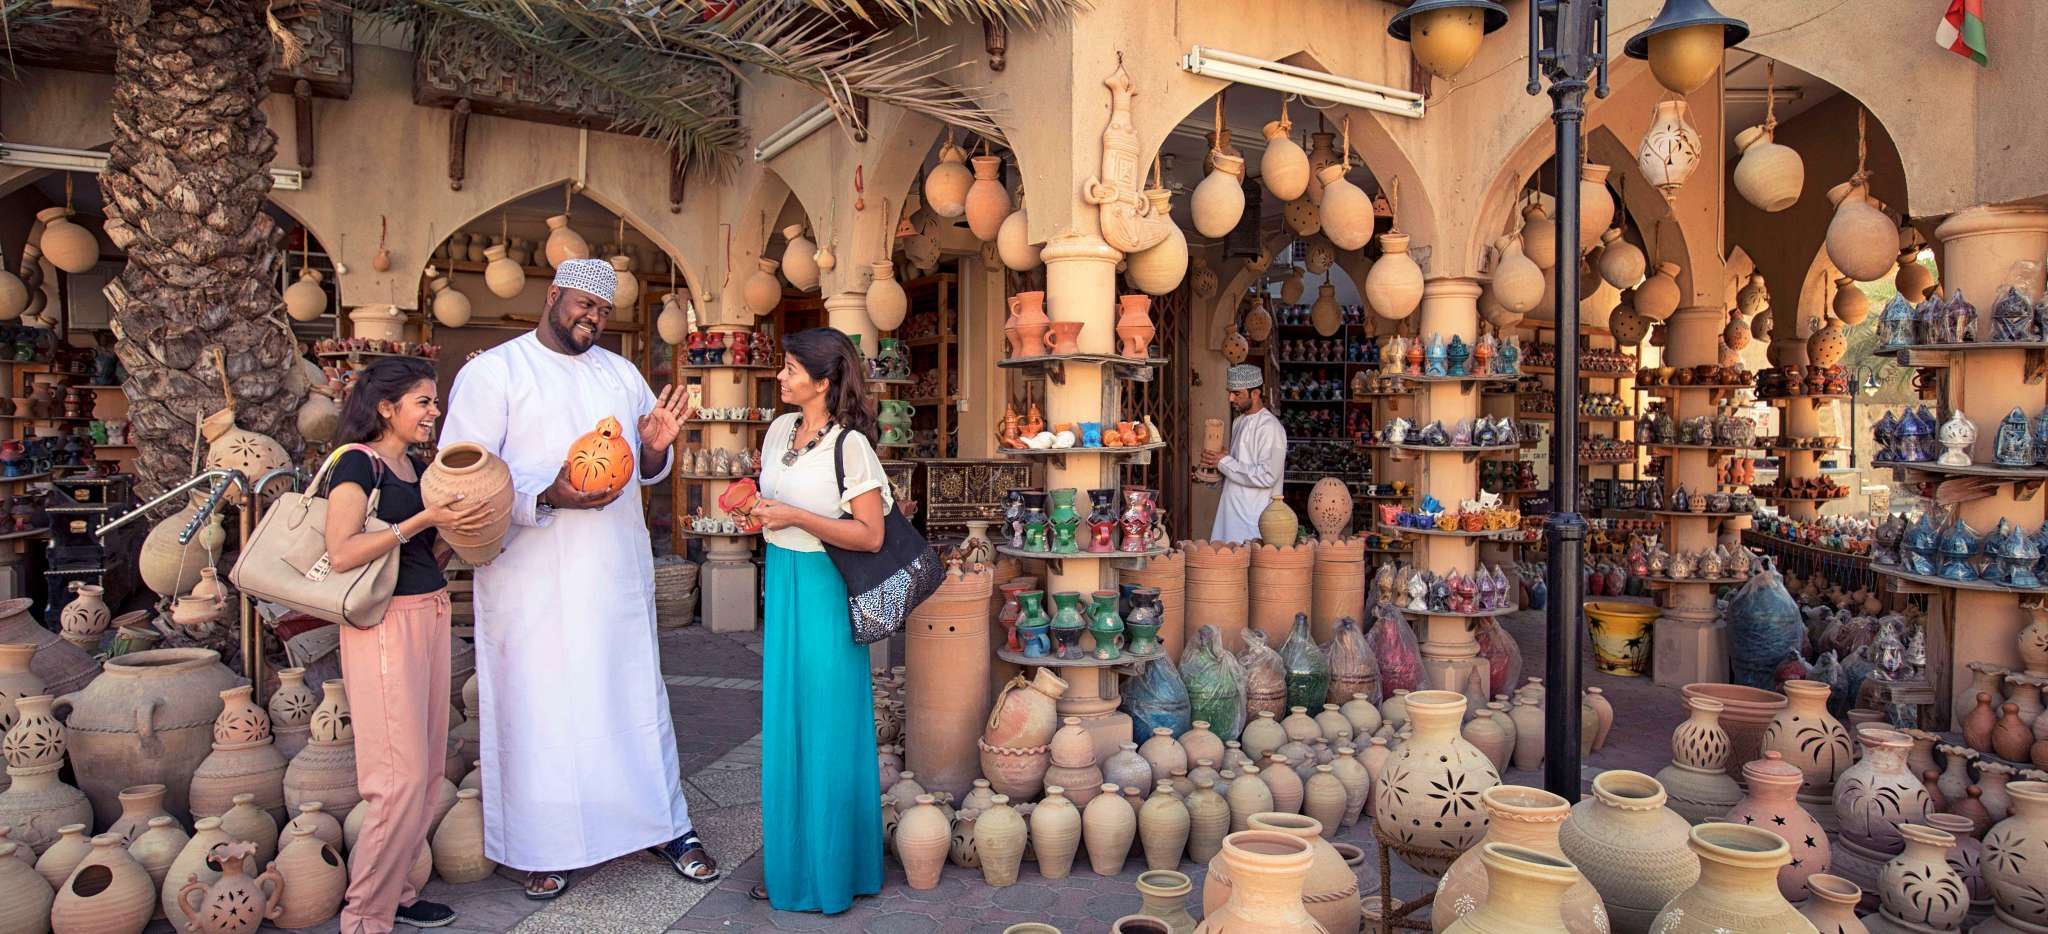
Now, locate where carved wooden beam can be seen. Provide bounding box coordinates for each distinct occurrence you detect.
[448,99,471,192]
[8,5,352,97]
[293,80,316,175]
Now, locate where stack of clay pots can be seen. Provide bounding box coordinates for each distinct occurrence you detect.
[978,670,1066,804]
[1831,727,1932,909]
[0,691,92,854]
[189,685,290,824]
[284,679,363,823]
[1119,550,1187,662]
[1655,696,1743,823]
[1434,786,1607,933]
[1044,718,1105,808]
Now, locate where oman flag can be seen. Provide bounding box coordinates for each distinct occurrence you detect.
[1936,0,1989,65]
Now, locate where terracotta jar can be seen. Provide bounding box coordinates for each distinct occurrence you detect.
[286,801,343,853]
[1869,822,1968,932]
[1801,874,1870,934]
[1657,696,1743,823]
[190,686,289,824]
[1510,697,1546,772]
[1981,780,2048,932]
[906,568,992,800]
[0,598,98,697]
[1833,728,1932,908]
[1329,746,1371,829]
[1011,291,1051,358]
[271,823,345,928]
[1029,786,1081,879]
[48,833,154,933]
[1183,542,1251,654]
[175,840,282,934]
[1464,714,1511,774]
[56,647,239,827]
[1923,811,1992,927]
[976,795,1027,886]
[219,792,279,871]
[1139,781,1190,871]
[1262,753,1305,814]
[421,443,517,564]
[1435,786,1608,934]
[1303,766,1347,837]
[1226,767,1275,834]
[1248,543,1315,647]
[129,814,189,915]
[57,583,110,652]
[1441,843,1589,934]
[1194,830,1324,933]
[1762,680,1854,830]
[1204,812,1364,934]
[105,783,172,845]
[1105,742,1154,792]
[1140,727,1188,782]
[1650,823,1812,934]
[4,692,67,773]
[1242,711,1287,762]
[1681,682,1788,782]
[985,670,1067,750]
[432,788,494,884]
[267,668,318,762]
[0,840,52,934]
[1179,721,1225,770]
[1726,752,1832,901]
[35,822,90,890]
[1137,869,1198,934]
[1373,691,1498,876]
[1585,687,1615,752]
[160,816,234,922]
[1083,782,1137,876]
[1558,770,1699,934]
[1964,692,2000,753]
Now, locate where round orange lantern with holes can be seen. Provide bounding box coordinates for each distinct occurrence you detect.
[566,417,635,495]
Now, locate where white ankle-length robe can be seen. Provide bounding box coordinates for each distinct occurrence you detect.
[437,331,689,871]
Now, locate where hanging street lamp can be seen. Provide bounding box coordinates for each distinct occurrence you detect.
[1624,0,1751,95]
[1389,0,1511,79]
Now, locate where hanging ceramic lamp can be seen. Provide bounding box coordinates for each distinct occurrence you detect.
[1310,281,1343,337]
[964,156,1012,241]
[1365,232,1424,321]
[1491,234,1545,314]
[1609,298,1648,345]
[35,208,97,273]
[1319,166,1374,251]
[1750,307,1772,342]
[1637,101,1703,203]
[1732,125,1804,212]
[656,294,689,345]
[1635,261,1682,321]
[1722,314,1750,351]
[1622,0,1750,96]
[1127,189,1189,296]
[1579,164,1614,251]
[428,272,472,328]
[781,226,820,291]
[283,269,329,321]
[1284,196,1322,238]
[1192,152,1248,239]
[1596,229,1646,289]
[483,245,525,299]
[1280,266,1306,306]
[1481,286,1524,330]
[610,256,640,315]
[1831,276,1871,325]
[1736,273,1770,318]
[1387,0,1509,79]
[1826,180,1897,281]
[925,139,973,219]
[544,215,589,266]
[1261,113,1310,202]
[868,260,909,331]
[1304,132,1339,203]
[1520,203,1558,270]
[998,206,1041,272]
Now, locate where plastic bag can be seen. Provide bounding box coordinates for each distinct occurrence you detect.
[1838,646,1877,718]
[1806,649,1842,700]
[1279,613,1331,711]
[1239,629,1289,720]
[1367,602,1424,696]
[1121,654,1192,738]
[1180,625,1247,742]
[1323,616,1381,706]
[1473,616,1523,697]
[1725,558,1803,690]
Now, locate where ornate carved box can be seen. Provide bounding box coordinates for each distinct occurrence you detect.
[918,459,1033,541]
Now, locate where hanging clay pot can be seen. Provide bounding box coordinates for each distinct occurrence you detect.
[1579,164,1614,251]
[1807,316,1847,368]
[781,226,820,290]
[1193,153,1248,239]
[609,256,640,317]
[1127,189,1189,296]
[1492,234,1545,314]
[964,156,1012,241]
[1724,315,1751,351]
[1596,229,1646,289]
[1557,770,1699,934]
[35,208,97,274]
[1308,281,1343,337]
[1366,232,1424,321]
[0,266,23,322]
[1375,691,1499,876]
[1262,119,1310,202]
[868,261,909,331]
[271,823,345,929]
[1635,262,1682,321]
[998,207,1042,272]
[1319,166,1373,252]
[1649,823,1811,934]
[298,389,339,444]
[1826,181,1896,282]
[422,443,517,565]
[283,269,328,321]
[1285,196,1322,237]
[1733,125,1805,213]
[1303,131,1339,203]
[743,257,781,318]
[656,294,689,345]
[428,274,472,328]
[1609,302,1648,346]
[1518,203,1558,270]
[925,139,972,218]
[1433,786,1607,934]
[543,215,588,266]
[1895,251,1936,303]
[48,833,154,934]
[1638,100,1703,203]
[1198,830,1325,933]
[1832,277,1871,325]
[483,244,525,299]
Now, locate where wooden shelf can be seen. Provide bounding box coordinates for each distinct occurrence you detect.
[677,528,763,540]
[1872,459,2048,481]
[995,646,1165,670]
[1520,366,1633,379]
[1647,575,1753,585]
[997,353,1163,386]
[1874,564,2048,595]
[1646,509,1747,518]
[1376,522,1508,540]
[995,544,1171,575]
[0,472,50,484]
[1394,605,1516,619]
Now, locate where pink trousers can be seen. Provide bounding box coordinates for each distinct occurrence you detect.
[338,590,453,934]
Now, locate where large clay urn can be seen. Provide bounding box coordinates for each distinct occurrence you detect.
[48,832,154,934]
[175,840,282,934]
[1082,782,1136,876]
[1732,125,1805,213]
[283,734,361,826]
[1194,830,1324,933]
[1204,813,1362,934]
[56,648,238,827]
[1557,770,1699,934]
[1762,679,1854,830]
[1832,728,1931,908]
[189,686,288,825]
[1980,780,2048,933]
[0,598,99,697]
[906,568,992,800]
[1649,823,1816,934]
[1826,181,1897,282]
[1434,786,1607,934]
[1248,543,1313,646]
[1441,843,1590,934]
[1374,690,1498,876]
[1864,822,1968,933]
[270,823,345,929]
[421,444,516,564]
[1192,153,1248,239]
[1727,752,1832,901]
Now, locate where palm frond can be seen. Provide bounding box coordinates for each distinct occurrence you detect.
[799,0,1089,26]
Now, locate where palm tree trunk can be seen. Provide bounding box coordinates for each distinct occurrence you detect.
[100,0,304,497]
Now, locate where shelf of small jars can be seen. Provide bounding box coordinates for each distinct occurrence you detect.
[1518,366,1635,379]
[1392,604,1514,619]
[1645,509,1749,519]
[994,544,1171,575]
[1516,410,1635,424]
[867,377,914,389]
[1870,458,2048,481]
[1644,575,1754,586]
[1638,382,1752,396]
[685,417,772,426]
[1394,373,1520,395]
[1872,564,2048,596]
[1754,492,1849,503]
[1376,522,1508,540]
[1638,442,1759,454]
[677,528,764,540]
[1389,442,1520,462]
[1579,455,1635,466]
[998,441,1165,470]
[994,645,1167,670]
[995,354,1164,385]
[1759,393,1852,408]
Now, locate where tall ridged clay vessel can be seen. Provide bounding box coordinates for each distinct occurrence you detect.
[1801,874,1871,934]
[35,822,90,890]
[1029,786,1081,879]
[48,833,154,934]
[1680,683,1787,782]
[976,795,1027,886]
[1184,542,1251,653]
[56,647,238,826]
[128,815,189,917]
[1249,544,1314,647]
[0,599,98,698]
[175,840,282,934]
[1649,823,1817,934]
[160,817,233,923]
[1434,786,1608,934]
[1204,813,1361,934]
[1762,679,1853,829]
[433,788,495,884]
[271,824,345,929]
[190,686,289,824]
[1302,766,1347,838]
[1866,822,1967,933]
[1832,728,1931,910]
[1329,746,1370,829]
[421,444,517,564]
[266,668,317,762]
[1139,781,1190,871]
[1193,830,1324,933]
[1656,696,1742,823]
[0,840,53,934]
[1140,728,1188,782]
[1226,766,1274,834]
[906,568,993,800]
[219,793,279,871]
[1980,780,2048,933]
[1262,754,1305,814]
[1725,752,1831,901]
[1441,844,1588,934]
[1083,783,1136,876]
[1186,775,1231,864]
[1557,770,1699,934]
[1376,690,1498,876]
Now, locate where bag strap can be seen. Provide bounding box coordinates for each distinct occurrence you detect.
[832,428,850,519]
[310,443,387,524]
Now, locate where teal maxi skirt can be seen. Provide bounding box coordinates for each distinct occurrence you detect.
[761,544,883,913]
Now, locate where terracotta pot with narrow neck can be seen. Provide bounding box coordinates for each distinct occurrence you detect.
[0,598,99,698]
[1762,679,1853,830]
[1558,770,1698,934]
[1197,830,1324,933]
[1435,786,1607,934]
[1656,695,1742,823]
[1800,873,1869,934]
[1374,690,1498,877]
[1442,844,1589,934]
[1650,823,1812,934]
[1012,291,1051,358]
[1871,822,1967,932]
[1204,812,1364,934]
[1727,751,1831,901]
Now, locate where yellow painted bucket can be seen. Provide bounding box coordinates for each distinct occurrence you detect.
[1587,601,1660,676]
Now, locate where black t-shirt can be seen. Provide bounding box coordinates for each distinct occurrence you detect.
[330,449,445,596]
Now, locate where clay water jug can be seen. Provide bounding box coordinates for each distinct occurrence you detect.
[1435,786,1607,934]
[58,648,238,827]
[1870,822,1967,932]
[433,788,494,884]
[1181,722,1225,770]
[565,416,635,496]
[1030,786,1081,879]
[1366,232,1424,321]
[1140,727,1187,780]
[1732,125,1805,213]
[106,784,169,845]
[1262,754,1305,814]
[1491,233,1545,315]
[1117,294,1157,359]
[1105,742,1154,792]
[741,257,781,317]
[1226,766,1274,834]
[1194,830,1323,933]
[1242,711,1287,762]
[1341,694,1382,737]
[1800,874,1870,934]
[160,816,233,923]
[1981,780,2048,933]
[1441,843,1588,934]
[1558,770,1698,934]
[35,822,89,890]
[1657,696,1742,823]
[218,793,278,871]
[1375,690,1498,876]
[998,206,1041,272]
[128,815,187,917]
[1510,697,1546,771]
[190,685,288,824]
[1139,781,1190,871]
[986,667,1067,750]
[0,840,52,934]
[1303,766,1347,837]
[1331,746,1370,828]
[175,839,282,934]
[1463,714,1511,773]
[1826,180,1896,282]
[1011,291,1051,358]
[1726,752,1831,901]
[283,801,342,853]
[1833,729,1931,904]
[1082,783,1136,876]
[887,771,929,813]
[976,795,1027,886]
[1936,746,1974,810]
[1650,823,1816,934]
[271,823,344,928]
[963,155,1011,241]
[49,832,154,934]
[1186,774,1230,863]
[924,138,972,217]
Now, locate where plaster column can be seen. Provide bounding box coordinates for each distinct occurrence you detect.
[700,323,759,634]
[1770,323,1825,523]
[1410,278,1490,705]
[825,288,876,360]
[1652,305,1731,686]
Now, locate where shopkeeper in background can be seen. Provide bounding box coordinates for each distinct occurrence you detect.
[1199,363,1287,543]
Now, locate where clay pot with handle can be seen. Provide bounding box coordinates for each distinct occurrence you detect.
[176,840,283,934]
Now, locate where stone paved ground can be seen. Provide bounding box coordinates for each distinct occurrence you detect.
[238,598,1690,933]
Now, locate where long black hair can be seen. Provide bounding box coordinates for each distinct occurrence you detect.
[781,327,875,441]
[335,355,438,446]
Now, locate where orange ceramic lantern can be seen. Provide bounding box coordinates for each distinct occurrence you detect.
[566,417,635,495]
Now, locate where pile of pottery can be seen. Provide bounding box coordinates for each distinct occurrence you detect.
[1275,338,1349,364]
[1753,475,1848,501]
[1756,363,1851,399]
[1520,344,1634,374]
[1378,493,1520,534]
[1379,415,1518,449]
[1955,652,2048,770]
[307,338,440,360]
[867,338,912,381]
[1635,364,1756,388]
[1376,330,1521,379]
[1579,437,1634,463]
[997,488,1165,556]
[0,646,492,934]
[1890,511,2048,587]
[1000,587,1163,662]
[685,405,771,423]
[1373,565,1516,615]
[1276,371,1346,402]
[1637,411,1757,448]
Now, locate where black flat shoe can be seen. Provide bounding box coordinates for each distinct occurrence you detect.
[396,900,457,928]
[749,882,771,902]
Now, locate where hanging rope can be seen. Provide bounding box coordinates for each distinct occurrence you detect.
[1340,115,1352,171]
[63,173,72,211]
[1210,93,1225,156]
[1764,61,1778,132]
[1853,109,1870,187]
[1387,176,1401,234]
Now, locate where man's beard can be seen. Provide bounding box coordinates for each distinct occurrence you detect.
[548,309,598,354]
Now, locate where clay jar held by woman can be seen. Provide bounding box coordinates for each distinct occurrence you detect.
[421,443,517,564]
[1374,690,1499,876]
[1434,785,1608,934]
[1648,823,1814,934]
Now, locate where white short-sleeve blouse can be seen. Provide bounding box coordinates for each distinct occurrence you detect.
[758,412,893,552]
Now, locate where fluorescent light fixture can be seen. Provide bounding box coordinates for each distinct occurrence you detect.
[1181,46,1425,120]
[0,142,303,190]
[753,101,835,163]
[1725,87,1802,104]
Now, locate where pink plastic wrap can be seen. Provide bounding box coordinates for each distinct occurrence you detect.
[1473,617,1523,697]
[1367,603,1424,696]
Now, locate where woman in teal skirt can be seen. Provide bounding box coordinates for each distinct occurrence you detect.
[746,328,889,913]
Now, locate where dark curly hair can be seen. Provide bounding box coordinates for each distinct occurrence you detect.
[335,355,438,446]
[781,327,875,441]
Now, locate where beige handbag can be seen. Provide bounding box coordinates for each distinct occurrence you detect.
[229,444,400,629]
